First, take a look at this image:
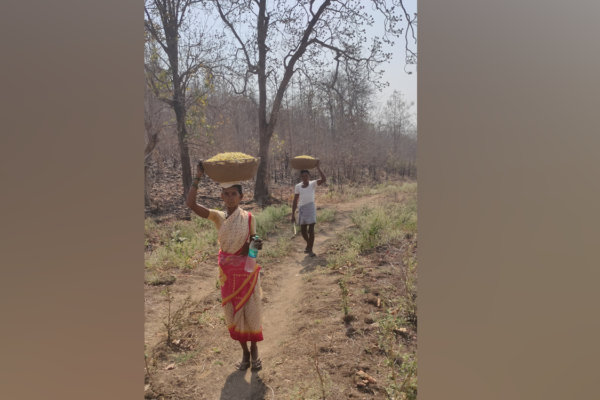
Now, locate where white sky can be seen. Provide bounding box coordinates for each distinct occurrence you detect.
[367,0,418,119]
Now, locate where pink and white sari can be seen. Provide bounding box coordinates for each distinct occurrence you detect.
[217,209,264,342]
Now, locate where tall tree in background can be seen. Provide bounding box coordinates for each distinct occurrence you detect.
[144,0,222,199]
[207,0,417,205]
[383,89,415,153]
[144,83,166,207]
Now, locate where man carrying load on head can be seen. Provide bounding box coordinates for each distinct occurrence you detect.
[186,161,264,371]
[291,159,326,257]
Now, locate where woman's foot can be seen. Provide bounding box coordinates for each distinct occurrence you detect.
[250,343,261,370]
[236,351,251,371]
[251,357,262,370]
[235,360,250,370]
[304,247,309,253]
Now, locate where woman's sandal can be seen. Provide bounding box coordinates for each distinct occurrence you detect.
[251,358,262,370]
[235,360,251,371]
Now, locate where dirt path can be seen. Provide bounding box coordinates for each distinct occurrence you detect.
[144,193,409,400]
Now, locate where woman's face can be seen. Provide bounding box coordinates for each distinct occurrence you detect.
[221,187,243,207]
[301,173,310,184]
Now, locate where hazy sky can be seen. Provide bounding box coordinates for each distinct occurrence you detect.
[367,0,418,117]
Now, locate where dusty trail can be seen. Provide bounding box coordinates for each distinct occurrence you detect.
[144,194,387,400]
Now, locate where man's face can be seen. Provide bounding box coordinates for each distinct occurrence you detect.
[221,187,243,207]
[301,173,310,183]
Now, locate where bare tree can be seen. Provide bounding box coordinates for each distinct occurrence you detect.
[144,0,223,199]
[383,89,415,153]
[144,83,167,207]
[206,0,417,205]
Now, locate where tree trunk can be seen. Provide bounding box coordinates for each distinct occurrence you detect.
[173,94,193,200]
[144,122,159,207]
[254,129,272,205]
[144,165,152,207]
[254,0,271,205]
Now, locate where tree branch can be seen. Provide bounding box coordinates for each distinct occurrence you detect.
[215,0,257,73]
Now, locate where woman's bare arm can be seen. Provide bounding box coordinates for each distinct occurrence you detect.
[186,163,210,219]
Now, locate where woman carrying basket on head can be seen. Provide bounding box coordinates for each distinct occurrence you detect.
[186,161,264,371]
[291,159,327,257]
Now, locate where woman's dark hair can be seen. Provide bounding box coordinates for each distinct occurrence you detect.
[300,169,310,176]
[222,185,243,195]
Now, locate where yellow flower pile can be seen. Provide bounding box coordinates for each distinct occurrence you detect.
[206,152,255,162]
[294,155,315,159]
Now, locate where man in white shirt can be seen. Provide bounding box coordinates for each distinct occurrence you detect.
[291,160,327,257]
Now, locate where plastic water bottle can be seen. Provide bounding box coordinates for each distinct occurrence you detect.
[244,236,259,273]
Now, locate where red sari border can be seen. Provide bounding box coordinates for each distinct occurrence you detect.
[217,212,261,317]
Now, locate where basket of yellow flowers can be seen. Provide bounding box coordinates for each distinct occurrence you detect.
[289,155,318,170]
[200,152,260,183]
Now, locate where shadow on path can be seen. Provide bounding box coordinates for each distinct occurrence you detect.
[219,369,267,400]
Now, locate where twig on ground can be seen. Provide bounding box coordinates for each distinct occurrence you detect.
[266,385,275,399]
[313,344,327,400]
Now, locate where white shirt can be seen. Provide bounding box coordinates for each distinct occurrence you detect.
[295,180,318,207]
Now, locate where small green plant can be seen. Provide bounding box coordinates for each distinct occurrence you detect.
[174,350,198,365]
[213,360,223,366]
[255,205,292,238]
[342,194,417,253]
[339,278,350,317]
[145,272,176,286]
[264,236,293,258]
[384,351,418,400]
[316,209,335,223]
[377,296,417,400]
[161,289,194,347]
[326,240,359,269]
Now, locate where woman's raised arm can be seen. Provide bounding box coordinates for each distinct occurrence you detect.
[186,162,210,219]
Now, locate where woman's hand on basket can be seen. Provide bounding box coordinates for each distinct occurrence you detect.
[196,160,204,178]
